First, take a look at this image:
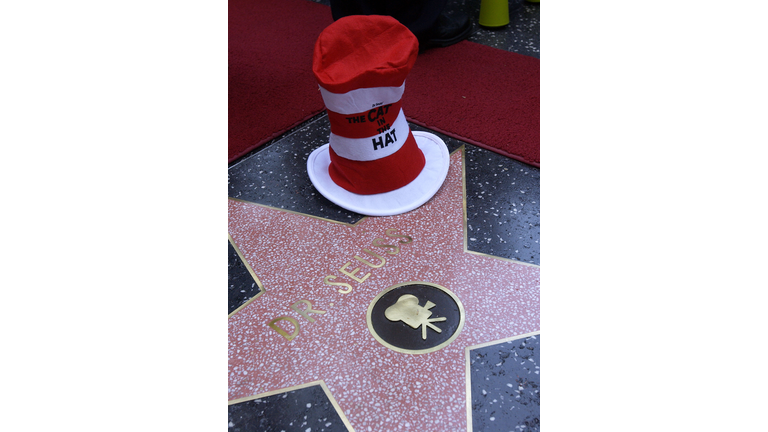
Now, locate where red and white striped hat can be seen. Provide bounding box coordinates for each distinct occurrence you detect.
[307,15,449,216]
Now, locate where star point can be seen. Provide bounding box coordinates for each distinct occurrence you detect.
[228,148,540,431]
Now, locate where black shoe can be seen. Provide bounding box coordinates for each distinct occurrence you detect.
[420,13,472,51]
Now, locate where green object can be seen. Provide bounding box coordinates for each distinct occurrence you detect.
[479,0,510,27]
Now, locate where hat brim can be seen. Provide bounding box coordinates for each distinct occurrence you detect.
[307,131,450,216]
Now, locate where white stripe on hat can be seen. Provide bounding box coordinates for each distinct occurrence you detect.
[329,108,409,161]
[319,83,406,115]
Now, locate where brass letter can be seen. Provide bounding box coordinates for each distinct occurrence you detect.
[354,248,387,268]
[324,275,353,294]
[385,228,413,244]
[339,262,371,283]
[371,237,400,255]
[290,300,326,323]
[268,316,300,341]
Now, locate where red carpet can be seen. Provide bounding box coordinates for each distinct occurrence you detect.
[229,0,539,167]
[406,42,540,167]
[228,0,332,162]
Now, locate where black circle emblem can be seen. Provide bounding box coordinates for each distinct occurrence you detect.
[367,282,465,354]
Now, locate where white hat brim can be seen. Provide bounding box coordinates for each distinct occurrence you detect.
[307,131,450,216]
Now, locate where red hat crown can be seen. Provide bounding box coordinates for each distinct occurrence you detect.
[312,15,425,195]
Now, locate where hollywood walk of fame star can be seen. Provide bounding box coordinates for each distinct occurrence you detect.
[228,147,540,431]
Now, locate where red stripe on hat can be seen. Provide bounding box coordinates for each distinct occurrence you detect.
[328,130,426,195]
[313,16,419,94]
[326,100,403,139]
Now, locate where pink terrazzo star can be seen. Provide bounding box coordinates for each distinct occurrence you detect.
[228,148,540,431]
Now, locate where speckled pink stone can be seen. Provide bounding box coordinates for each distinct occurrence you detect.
[228,149,540,431]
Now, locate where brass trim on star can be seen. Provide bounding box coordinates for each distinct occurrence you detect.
[366,281,466,355]
[228,234,265,318]
[228,380,356,432]
[463,249,540,267]
[228,197,367,227]
[229,147,538,268]
[463,330,541,432]
[458,145,541,268]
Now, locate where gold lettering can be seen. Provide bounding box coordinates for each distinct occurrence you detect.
[290,300,326,323]
[354,248,387,268]
[268,316,300,341]
[385,228,413,244]
[339,262,371,283]
[371,237,400,255]
[324,275,353,294]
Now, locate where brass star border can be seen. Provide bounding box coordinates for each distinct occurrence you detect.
[228,146,540,431]
[228,380,355,431]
